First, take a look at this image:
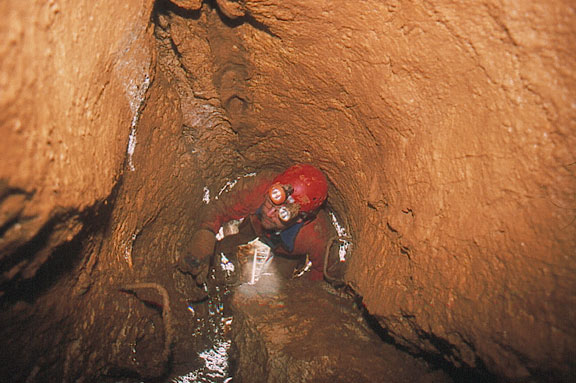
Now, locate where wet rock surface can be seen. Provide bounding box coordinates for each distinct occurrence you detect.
[0,0,574,382]
[230,261,451,383]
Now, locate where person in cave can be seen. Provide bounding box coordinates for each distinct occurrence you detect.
[178,163,338,285]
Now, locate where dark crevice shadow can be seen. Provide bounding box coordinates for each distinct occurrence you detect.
[352,294,498,383]
[0,216,84,306]
[0,177,123,308]
[154,0,202,21]
[205,0,280,39]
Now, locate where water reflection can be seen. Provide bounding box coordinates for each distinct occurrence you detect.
[173,265,234,382]
[172,338,232,383]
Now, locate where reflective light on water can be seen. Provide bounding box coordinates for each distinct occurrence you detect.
[217,179,238,199]
[127,126,138,172]
[126,74,150,172]
[220,253,235,274]
[216,219,244,241]
[329,210,352,262]
[215,173,257,200]
[174,272,234,383]
[202,187,211,204]
[122,232,138,267]
[215,226,225,241]
[203,173,257,206]
[199,339,231,379]
[172,339,232,383]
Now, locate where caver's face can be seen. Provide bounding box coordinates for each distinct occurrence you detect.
[259,196,301,231]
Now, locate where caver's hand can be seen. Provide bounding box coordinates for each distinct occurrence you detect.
[177,229,215,284]
[178,254,210,285]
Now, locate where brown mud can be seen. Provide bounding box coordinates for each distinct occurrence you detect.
[0,0,574,382]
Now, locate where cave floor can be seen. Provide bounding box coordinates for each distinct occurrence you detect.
[192,256,454,383]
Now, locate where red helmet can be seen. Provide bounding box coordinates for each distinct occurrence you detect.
[271,164,328,213]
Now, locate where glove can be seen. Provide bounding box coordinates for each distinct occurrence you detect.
[177,229,216,284]
[179,254,209,285]
[191,229,216,260]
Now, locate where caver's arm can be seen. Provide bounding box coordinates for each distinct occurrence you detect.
[180,170,276,279]
[187,171,274,265]
[198,170,276,234]
[274,209,335,281]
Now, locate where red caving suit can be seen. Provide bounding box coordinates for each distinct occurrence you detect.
[198,170,334,280]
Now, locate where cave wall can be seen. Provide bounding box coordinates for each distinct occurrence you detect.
[233,0,576,380]
[0,0,251,380]
[0,0,198,380]
[0,0,155,288]
[1,0,575,382]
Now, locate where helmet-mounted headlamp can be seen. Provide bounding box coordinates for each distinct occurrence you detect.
[268,184,287,205]
[268,183,300,222]
[277,204,300,222]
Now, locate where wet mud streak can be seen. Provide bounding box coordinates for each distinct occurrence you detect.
[170,271,235,383]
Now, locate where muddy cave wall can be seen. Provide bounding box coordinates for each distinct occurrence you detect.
[1,0,575,382]
[234,1,576,379]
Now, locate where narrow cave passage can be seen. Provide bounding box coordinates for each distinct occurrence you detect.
[1,1,574,383]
